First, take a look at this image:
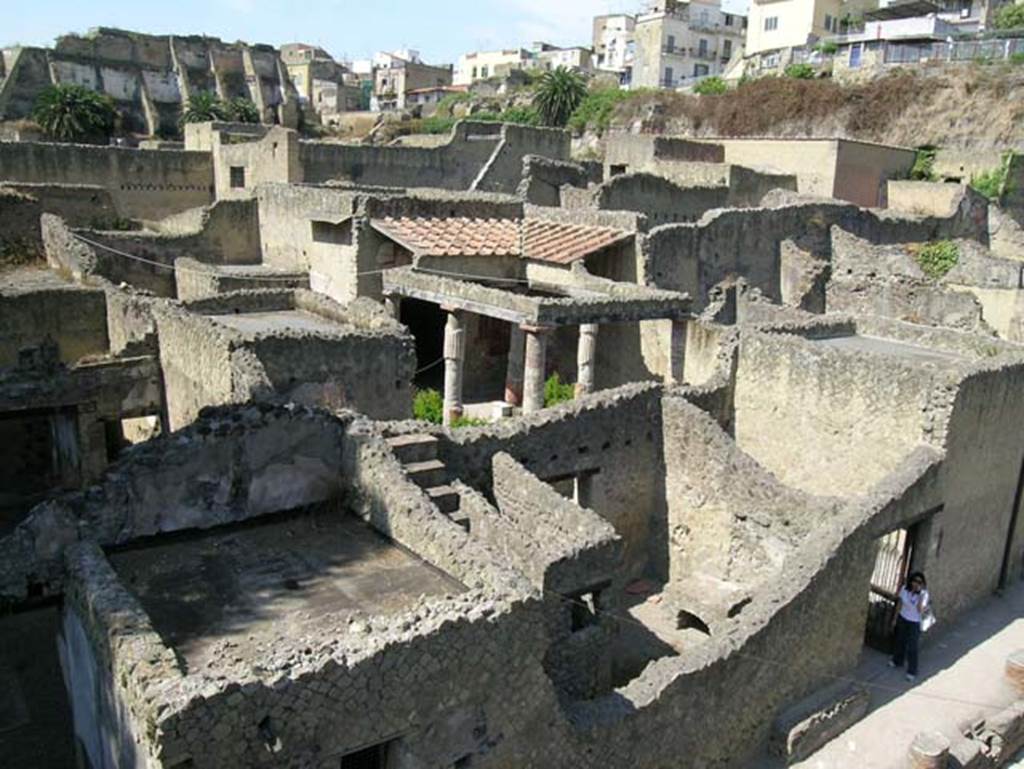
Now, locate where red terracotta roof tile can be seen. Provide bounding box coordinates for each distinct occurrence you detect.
[370,217,632,265]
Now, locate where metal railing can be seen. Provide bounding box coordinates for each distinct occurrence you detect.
[883,37,1024,64]
[689,47,719,60]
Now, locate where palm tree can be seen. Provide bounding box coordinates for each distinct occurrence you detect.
[180,91,229,124]
[32,84,117,143]
[225,97,261,124]
[532,67,587,128]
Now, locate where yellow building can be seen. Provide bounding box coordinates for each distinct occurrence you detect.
[745,0,875,70]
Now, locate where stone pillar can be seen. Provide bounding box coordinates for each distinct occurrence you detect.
[505,324,526,407]
[575,324,598,398]
[1006,649,1024,694]
[666,318,688,386]
[442,309,465,427]
[383,294,402,321]
[908,732,950,769]
[522,325,550,414]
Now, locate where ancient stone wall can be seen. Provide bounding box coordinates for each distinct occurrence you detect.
[0,404,347,600]
[472,124,572,195]
[596,172,729,225]
[0,276,109,368]
[733,330,950,496]
[0,142,213,219]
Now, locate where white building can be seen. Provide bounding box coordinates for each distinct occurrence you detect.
[633,0,747,88]
[593,14,638,82]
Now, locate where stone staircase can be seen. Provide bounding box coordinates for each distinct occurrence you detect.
[386,434,467,529]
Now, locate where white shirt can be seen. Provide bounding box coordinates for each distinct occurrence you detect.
[898,587,929,623]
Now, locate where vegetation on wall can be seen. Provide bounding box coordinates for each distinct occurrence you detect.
[32,84,117,143]
[0,238,41,270]
[226,97,261,123]
[970,151,1015,201]
[908,240,960,279]
[533,67,588,127]
[909,147,938,181]
[567,86,632,133]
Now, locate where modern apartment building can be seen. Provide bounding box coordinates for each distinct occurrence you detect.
[373,50,453,111]
[744,0,875,70]
[455,42,595,86]
[281,43,364,118]
[632,0,747,88]
[593,14,638,83]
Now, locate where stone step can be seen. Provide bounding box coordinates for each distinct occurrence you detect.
[405,459,448,489]
[427,484,461,515]
[386,433,439,464]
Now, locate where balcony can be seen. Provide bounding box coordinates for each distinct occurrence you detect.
[689,47,719,60]
[662,44,688,56]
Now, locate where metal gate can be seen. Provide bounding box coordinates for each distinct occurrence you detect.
[865,528,913,652]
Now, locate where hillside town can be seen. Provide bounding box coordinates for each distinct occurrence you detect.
[2,0,1024,768]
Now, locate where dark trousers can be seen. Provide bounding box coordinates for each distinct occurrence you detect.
[892,616,921,675]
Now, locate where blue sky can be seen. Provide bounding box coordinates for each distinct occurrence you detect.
[6,0,747,64]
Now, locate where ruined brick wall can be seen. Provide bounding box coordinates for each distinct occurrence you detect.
[435,384,668,580]
[733,331,950,497]
[472,124,572,195]
[0,404,348,601]
[0,279,109,368]
[0,184,118,252]
[596,172,729,225]
[0,142,213,219]
[299,121,501,188]
[646,193,990,312]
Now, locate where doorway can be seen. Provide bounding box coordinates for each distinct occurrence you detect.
[865,525,917,652]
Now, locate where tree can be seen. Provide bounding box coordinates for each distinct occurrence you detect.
[995,2,1024,29]
[225,97,261,123]
[532,67,588,127]
[32,84,116,143]
[181,91,229,124]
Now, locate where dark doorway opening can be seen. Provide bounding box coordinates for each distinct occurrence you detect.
[399,299,446,390]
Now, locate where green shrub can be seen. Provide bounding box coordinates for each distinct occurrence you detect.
[910,148,938,181]
[995,2,1024,29]
[419,115,457,134]
[413,388,444,424]
[499,105,541,126]
[544,373,575,408]
[815,41,839,55]
[1011,52,1024,64]
[225,97,260,123]
[567,86,631,133]
[32,84,117,143]
[970,152,1015,201]
[784,63,817,79]
[693,76,728,95]
[910,240,960,279]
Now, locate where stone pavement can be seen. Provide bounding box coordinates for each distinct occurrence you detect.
[788,580,1024,769]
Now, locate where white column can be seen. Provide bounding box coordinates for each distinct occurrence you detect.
[505,324,526,407]
[522,325,549,414]
[442,309,465,427]
[575,323,599,398]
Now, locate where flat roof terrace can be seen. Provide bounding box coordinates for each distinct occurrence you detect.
[207,309,350,337]
[109,511,465,673]
[812,334,969,366]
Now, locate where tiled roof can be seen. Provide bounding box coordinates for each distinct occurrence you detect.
[371,217,632,265]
